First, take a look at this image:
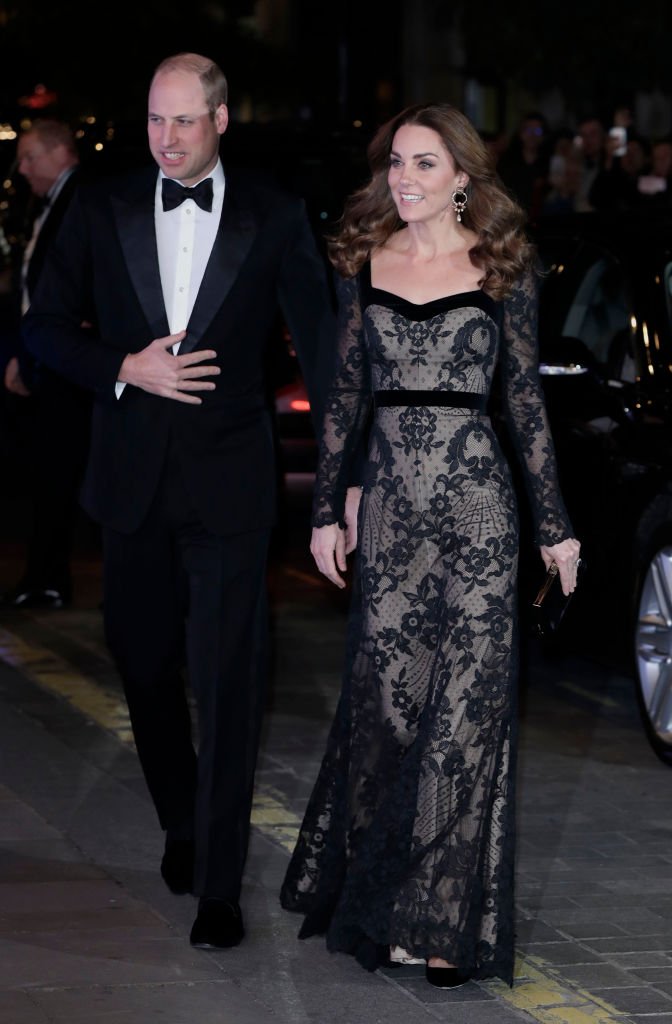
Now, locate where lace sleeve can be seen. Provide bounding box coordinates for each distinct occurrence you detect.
[311,271,371,527]
[500,267,574,546]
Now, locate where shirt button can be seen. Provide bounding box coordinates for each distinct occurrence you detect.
[183,247,188,252]
[179,286,184,293]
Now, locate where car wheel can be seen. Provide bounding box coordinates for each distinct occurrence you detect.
[634,542,672,764]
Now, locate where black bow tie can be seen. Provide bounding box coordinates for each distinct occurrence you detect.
[162,177,214,212]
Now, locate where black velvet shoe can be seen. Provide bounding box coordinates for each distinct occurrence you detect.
[190,898,245,949]
[160,838,194,895]
[425,964,471,988]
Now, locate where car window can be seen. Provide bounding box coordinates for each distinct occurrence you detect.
[537,237,636,381]
[561,255,634,375]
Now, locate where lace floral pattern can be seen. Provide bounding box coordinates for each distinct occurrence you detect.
[280,263,572,984]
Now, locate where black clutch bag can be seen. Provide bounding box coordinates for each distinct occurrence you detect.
[531,558,585,638]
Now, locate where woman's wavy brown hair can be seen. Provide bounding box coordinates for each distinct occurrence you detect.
[327,103,534,300]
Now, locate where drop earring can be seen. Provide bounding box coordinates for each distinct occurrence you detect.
[451,186,468,222]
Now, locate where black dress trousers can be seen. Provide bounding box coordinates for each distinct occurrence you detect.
[103,441,271,901]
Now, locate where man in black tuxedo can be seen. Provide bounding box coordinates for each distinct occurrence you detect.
[23,53,337,949]
[3,119,92,608]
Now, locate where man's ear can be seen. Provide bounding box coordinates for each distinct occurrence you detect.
[215,104,229,136]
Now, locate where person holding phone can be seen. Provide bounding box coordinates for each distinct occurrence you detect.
[590,118,651,213]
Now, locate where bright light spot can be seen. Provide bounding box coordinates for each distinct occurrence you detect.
[0,124,16,141]
[353,119,363,128]
[290,399,311,412]
[95,143,103,151]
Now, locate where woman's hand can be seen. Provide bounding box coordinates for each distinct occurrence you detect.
[311,523,348,588]
[343,486,362,554]
[540,537,582,596]
[311,488,362,588]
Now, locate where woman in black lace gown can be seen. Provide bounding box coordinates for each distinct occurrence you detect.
[280,103,580,988]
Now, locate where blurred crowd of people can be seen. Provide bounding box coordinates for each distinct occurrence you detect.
[490,107,672,222]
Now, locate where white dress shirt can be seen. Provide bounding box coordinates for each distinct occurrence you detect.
[115,159,225,398]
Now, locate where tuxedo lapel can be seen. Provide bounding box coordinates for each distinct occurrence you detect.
[112,181,169,339]
[111,172,257,353]
[179,194,257,355]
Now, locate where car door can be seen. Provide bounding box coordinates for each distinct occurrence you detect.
[534,230,641,649]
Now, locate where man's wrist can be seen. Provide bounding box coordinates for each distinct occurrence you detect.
[117,353,134,385]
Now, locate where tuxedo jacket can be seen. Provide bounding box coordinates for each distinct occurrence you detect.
[23,164,335,536]
[25,170,81,301]
[14,169,82,393]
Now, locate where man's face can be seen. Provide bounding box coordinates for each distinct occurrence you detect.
[147,70,228,186]
[17,134,66,196]
[520,119,544,147]
[578,120,604,160]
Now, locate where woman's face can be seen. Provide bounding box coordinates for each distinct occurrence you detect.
[387,123,468,225]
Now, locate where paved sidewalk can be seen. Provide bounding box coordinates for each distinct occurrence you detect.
[2,483,672,1022]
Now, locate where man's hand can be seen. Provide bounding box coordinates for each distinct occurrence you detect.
[118,331,220,404]
[4,356,31,396]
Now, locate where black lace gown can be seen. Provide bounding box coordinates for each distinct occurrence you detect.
[280,262,572,984]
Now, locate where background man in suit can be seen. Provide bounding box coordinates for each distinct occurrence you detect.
[2,119,92,608]
[23,53,337,949]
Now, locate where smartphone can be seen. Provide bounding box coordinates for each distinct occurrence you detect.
[609,126,627,157]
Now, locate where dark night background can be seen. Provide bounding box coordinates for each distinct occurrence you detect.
[0,0,672,227]
[2,2,672,136]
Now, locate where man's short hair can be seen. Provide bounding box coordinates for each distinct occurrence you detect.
[152,53,228,116]
[24,119,78,158]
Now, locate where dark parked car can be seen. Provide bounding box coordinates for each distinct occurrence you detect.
[529,210,672,763]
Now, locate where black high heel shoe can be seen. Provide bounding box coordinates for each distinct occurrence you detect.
[425,963,471,988]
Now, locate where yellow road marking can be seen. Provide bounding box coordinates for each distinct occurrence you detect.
[250,787,301,853]
[0,627,135,744]
[0,624,627,1023]
[487,957,626,1022]
[556,681,621,709]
